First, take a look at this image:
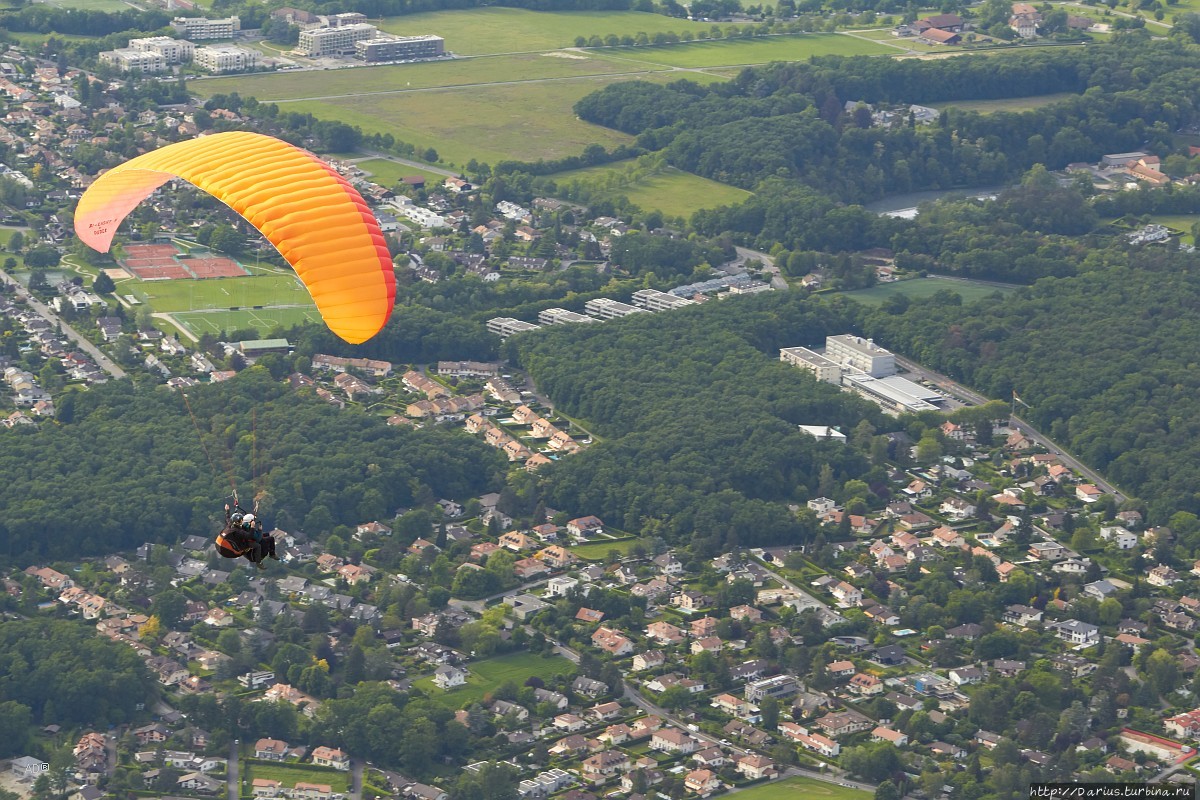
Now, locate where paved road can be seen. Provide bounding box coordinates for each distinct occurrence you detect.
[349,758,364,800]
[893,354,1126,503]
[756,561,846,626]
[227,740,240,800]
[0,268,128,379]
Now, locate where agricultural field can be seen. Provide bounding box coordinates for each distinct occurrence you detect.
[732,776,873,800]
[550,162,752,219]
[354,158,448,186]
[241,762,350,794]
[413,652,575,708]
[170,307,322,337]
[602,32,896,68]
[930,91,1079,113]
[127,273,311,313]
[193,52,644,102]
[378,8,716,55]
[837,276,1019,305]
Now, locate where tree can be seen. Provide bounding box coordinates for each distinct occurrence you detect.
[92,271,115,294]
[760,695,779,730]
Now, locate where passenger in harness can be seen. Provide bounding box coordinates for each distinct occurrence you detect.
[215,503,278,569]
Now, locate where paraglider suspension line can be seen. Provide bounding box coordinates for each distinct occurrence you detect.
[182,392,239,501]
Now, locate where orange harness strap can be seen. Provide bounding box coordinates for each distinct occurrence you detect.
[216,532,249,555]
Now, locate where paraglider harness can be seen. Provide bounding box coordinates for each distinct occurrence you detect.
[215,500,259,559]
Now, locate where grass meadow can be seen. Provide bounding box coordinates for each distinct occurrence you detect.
[241,763,350,793]
[550,162,752,219]
[602,32,895,67]
[355,158,448,185]
[929,91,1079,114]
[413,652,575,708]
[837,277,1019,305]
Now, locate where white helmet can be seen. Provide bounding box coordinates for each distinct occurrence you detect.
[243,513,256,524]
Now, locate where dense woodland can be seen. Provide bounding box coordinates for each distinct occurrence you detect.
[511,292,886,551]
[0,369,504,564]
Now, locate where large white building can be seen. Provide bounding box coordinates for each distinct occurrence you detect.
[585,298,645,320]
[171,15,240,40]
[99,48,167,73]
[129,36,194,64]
[356,34,445,63]
[487,318,541,338]
[825,334,896,378]
[780,347,842,384]
[194,44,260,73]
[298,23,378,56]
[631,288,696,312]
[538,308,595,326]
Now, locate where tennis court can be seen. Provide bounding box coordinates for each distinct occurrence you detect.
[125,243,181,258]
[183,256,249,278]
[128,264,193,280]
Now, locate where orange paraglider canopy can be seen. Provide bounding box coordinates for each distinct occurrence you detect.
[74,131,395,344]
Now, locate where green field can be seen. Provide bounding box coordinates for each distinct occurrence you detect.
[837,276,1019,305]
[242,763,350,793]
[414,652,576,708]
[378,8,716,55]
[171,307,321,337]
[603,32,894,67]
[570,537,647,560]
[551,162,751,218]
[194,52,644,101]
[1148,215,1199,244]
[128,273,311,313]
[732,776,873,800]
[355,158,449,186]
[39,0,128,10]
[930,91,1079,114]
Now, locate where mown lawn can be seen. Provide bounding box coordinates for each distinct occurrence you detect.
[732,776,872,800]
[354,158,448,186]
[602,32,894,68]
[570,537,647,560]
[378,8,716,55]
[550,162,751,219]
[242,762,350,793]
[413,652,576,708]
[837,277,1018,305]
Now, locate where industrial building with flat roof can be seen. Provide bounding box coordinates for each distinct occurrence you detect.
[538,308,595,326]
[299,23,378,56]
[487,318,541,338]
[842,373,942,413]
[780,347,841,384]
[356,34,444,62]
[825,334,896,378]
[585,298,645,320]
[631,288,696,312]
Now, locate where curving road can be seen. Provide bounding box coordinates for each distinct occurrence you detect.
[0,268,127,379]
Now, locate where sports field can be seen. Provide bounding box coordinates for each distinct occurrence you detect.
[378,8,716,55]
[732,776,872,800]
[929,91,1078,114]
[38,0,127,10]
[837,276,1019,305]
[550,162,752,219]
[129,273,311,312]
[172,307,321,336]
[603,33,895,67]
[413,652,576,708]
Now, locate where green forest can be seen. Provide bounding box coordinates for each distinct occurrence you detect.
[511,292,886,551]
[0,369,505,564]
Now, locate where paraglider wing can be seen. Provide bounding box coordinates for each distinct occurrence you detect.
[74,131,395,344]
